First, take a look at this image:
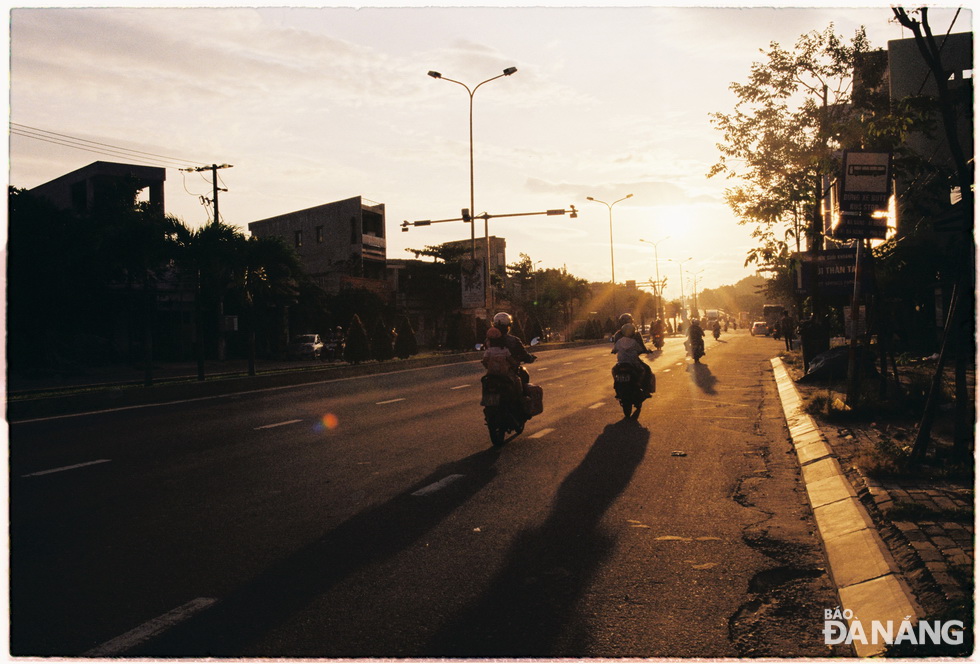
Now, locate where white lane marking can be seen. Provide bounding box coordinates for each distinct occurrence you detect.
[412,474,465,496]
[376,398,406,405]
[563,362,574,365]
[21,459,111,478]
[450,385,470,390]
[537,367,550,371]
[589,402,605,409]
[254,419,302,430]
[662,369,671,373]
[83,597,218,657]
[530,428,555,439]
[675,362,684,366]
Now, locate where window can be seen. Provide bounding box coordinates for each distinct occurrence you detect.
[294,230,303,248]
[316,226,324,243]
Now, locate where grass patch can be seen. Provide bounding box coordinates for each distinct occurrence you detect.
[884,500,974,524]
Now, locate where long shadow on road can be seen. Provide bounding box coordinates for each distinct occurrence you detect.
[422,420,649,658]
[689,362,718,394]
[135,447,504,657]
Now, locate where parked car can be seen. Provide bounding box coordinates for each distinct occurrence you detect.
[288,334,325,360]
[750,321,769,337]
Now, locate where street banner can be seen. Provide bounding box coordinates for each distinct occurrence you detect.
[460,258,485,309]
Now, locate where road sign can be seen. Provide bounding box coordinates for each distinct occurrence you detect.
[832,212,888,240]
[840,151,891,213]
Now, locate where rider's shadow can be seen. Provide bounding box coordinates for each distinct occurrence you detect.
[688,362,718,394]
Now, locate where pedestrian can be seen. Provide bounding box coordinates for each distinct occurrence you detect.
[779,311,797,351]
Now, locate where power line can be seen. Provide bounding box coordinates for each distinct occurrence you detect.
[9,122,209,170]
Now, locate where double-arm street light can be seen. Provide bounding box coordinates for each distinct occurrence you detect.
[639,236,669,319]
[428,66,517,315]
[586,194,633,286]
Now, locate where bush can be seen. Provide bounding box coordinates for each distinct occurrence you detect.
[393,316,418,359]
[370,317,395,362]
[343,314,371,365]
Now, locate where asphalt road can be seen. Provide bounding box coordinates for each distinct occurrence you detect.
[9,330,844,658]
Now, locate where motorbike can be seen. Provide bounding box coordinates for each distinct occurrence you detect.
[652,332,664,350]
[712,326,721,340]
[690,337,705,363]
[612,362,650,419]
[481,352,539,447]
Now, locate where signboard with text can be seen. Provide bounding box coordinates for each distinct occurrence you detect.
[839,150,892,213]
[460,259,485,309]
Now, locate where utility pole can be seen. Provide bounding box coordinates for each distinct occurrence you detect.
[181,163,233,224]
[180,163,233,376]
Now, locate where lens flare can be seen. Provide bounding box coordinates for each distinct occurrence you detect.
[321,413,339,430]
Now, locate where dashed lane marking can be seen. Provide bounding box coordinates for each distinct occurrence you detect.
[21,459,111,478]
[530,428,555,439]
[254,419,303,430]
[412,474,465,496]
[589,402,605,409]
[83,597,218,657]
[376,398,406,405]
[450,385,469,390]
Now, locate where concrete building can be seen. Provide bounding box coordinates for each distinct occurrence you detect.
[29,160,165,215]
[887,31,973,233]
[248,196,389,296]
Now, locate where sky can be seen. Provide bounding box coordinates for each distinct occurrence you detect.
[6,3,972,300]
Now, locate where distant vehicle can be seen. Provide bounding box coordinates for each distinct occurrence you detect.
[738,312,750,327]
[762,304,785,335]
[288,334,325,360]
[750,321,769,336]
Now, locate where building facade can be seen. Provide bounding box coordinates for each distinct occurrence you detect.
[248,196,389,296]
[29,160,166,214]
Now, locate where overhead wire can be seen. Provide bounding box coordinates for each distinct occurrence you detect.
[9,122,210,170]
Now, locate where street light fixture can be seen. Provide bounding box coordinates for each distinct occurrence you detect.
[687,268,705,318]
[428,66,518,316]
[666,257,692,318]
[586,193,632,313]
[639,237,669,319]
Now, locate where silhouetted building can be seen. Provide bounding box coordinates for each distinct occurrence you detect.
[248,196,389,296]
[29,160,165,214]
[887,31,973,234]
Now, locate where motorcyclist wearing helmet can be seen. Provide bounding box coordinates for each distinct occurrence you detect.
[492,312,536,385]
[611,317,654,395]
[611,312,652,351]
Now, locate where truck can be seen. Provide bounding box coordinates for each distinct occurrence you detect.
[762,304,785,336]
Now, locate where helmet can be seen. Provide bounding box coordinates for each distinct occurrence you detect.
[486,327,502,339]
[621,323,636,336]
[618,312,634,326]
[691,318,701,325]
[492,312,513,328]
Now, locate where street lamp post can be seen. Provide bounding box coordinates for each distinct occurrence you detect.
[687,269,705,318]
[586,193,632,313]
[667,257,692,319]
[639,237,669,319]
[428,67,517,316]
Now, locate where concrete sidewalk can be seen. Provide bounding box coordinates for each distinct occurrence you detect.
[771,358,923,658]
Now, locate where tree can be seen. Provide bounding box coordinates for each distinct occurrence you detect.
[370,317,395,362]
[393,316,419,359]
[343,314,371,364]
[709,26,877,269]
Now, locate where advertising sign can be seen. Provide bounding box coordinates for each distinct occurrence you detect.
[799,249,874,298]
[460,258,485,309]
